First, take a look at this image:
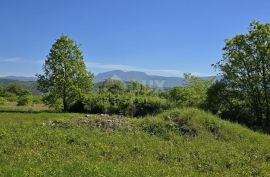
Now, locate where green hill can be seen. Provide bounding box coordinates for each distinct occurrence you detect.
[0,108,270,176]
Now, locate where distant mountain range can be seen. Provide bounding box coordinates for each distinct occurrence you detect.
[1,76,37,82]
[94,70,216,88]
[0,70,217,93]
[94,70,186,88]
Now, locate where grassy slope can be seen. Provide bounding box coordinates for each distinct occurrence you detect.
[0,109,270,176]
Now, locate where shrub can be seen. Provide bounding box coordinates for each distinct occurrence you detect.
[141,121,173,139]
[0,97,7,105]
[166,73,212,108]
[83,92,171,116]
[17,95,32,106]
[5,83,31,96]
[99,79,126,94]
[131,96,171,116]
[32,96,43,104]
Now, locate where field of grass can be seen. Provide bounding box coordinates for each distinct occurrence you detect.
[0,108,270,176]
[0,102,50,113]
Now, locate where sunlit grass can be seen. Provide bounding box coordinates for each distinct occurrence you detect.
[0,102,50,113]
[0,108,270,176]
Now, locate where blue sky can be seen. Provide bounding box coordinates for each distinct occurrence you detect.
[0,0,269,77]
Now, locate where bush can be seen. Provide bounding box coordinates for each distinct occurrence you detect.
[82,92,171,116]
[99,79,126,94]
[5,84,31,96]
[166,73,212,108]
[6,96,17,102]
[131,96,171,116]
[0,97,7,105]
[17,95,32,106]
[205,81,255,128]
[32,96,43,104]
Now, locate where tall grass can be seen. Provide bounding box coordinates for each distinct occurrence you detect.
[0,102,50,113]
[0,108,270,176]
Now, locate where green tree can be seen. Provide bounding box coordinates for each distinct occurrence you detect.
[0,97,7,105]
[99,79,126,94]
[5,83,30,96]
[37,35,93,112]
[167,73,212,107]
[0,86,5,97]
[126,81,150,95]
[17,95,32,106]
[215,21,270,126]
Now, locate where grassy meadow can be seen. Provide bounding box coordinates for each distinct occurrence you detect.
[1,108,270,176]
[0,102,49,113]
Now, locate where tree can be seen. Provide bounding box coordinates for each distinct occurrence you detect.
[5,83,30,96]
[167,73,212,107]
[215,21,270,126]
[17,95,32,106]
[99,79,126,94]
[205,80,253,125]
[126,81,150,95]
[37,35,93,112]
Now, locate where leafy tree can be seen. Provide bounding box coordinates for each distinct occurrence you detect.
[205,80,255,126]
[215,21,270,126]
[126,81,150,95]
[99,79,125,94]
[37,35,93,111]
[0,86,5,97]
[205,80,229,114]
[0,97,7,105]
[5,83,31,96]
[17,95,32,106]
[167,73,212,107]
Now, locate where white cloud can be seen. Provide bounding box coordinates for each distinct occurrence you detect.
[0,57,22,63]
[0,57,45,64]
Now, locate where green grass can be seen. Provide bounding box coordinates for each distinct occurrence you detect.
[0,102,50,113]
[0,108,270,176]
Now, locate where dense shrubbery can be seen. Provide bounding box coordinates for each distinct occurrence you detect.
[17,95,33,106]
[163,73,212,108]
[0,84,33,106]
[69,80,171,116]
[205,80,261,128]
[0,97,7,105]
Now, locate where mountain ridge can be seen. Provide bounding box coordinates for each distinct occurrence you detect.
[0,70,217,89]
[94,70,216,88]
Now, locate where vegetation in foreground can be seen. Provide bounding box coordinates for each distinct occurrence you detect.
[1,20,270,176]
[1,108,270,176]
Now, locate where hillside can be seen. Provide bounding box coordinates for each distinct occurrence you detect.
[1,108,270,176]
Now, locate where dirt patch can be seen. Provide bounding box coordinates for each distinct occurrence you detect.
[43,114,125,131]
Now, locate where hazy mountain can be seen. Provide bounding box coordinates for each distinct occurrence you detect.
[0,70,217,94]
[95,70,186,88]
[0,76,36,82]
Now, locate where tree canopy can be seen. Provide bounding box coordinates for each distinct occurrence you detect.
[37,35,93,111]
[215,21,270,126]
